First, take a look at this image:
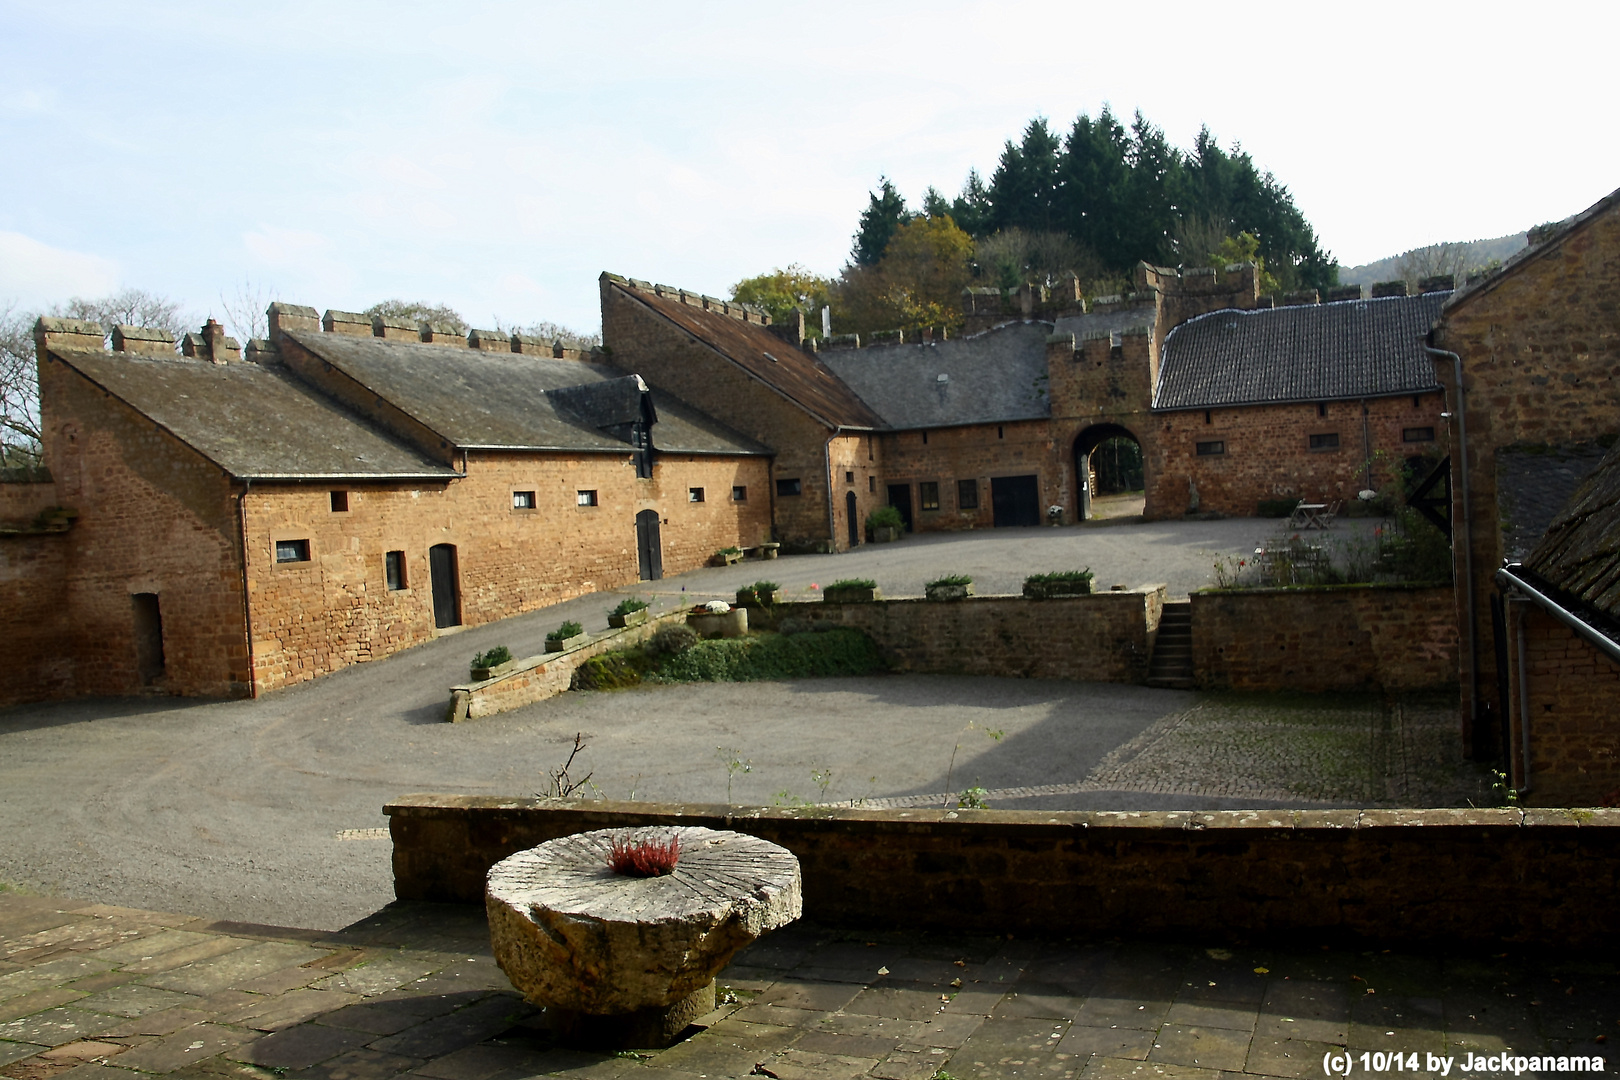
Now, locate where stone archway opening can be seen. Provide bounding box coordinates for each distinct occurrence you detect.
[1075,424,1144,521]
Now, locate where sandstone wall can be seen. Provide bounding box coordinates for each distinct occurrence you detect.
[1505,605,1620,807]
[875,420,1059,532]
[0,532,73,706]
[1191,585,1459,692]
[386,795,1620,949]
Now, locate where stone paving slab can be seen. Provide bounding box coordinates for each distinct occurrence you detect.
[0,894,1615,1080]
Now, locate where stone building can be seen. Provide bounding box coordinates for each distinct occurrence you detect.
[1,308,768,704]
[1430,183,1620,765]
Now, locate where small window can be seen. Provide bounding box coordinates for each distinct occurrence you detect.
[1317,402,1328,418]
[330,490,349,512]
[957,479,978,510]
[385,550,406,590]
[688,487,704,503]
[845,471,854,484]
[868,476,876,493]
[577,490,598,506]
[513,490,536,509]
[1309,433,1340,450]
[1203,411,1212,425]
[919,481,940,511]
[997,426,1004,439]
[921,430,929,445]
[776,478,802,497]
[1196,440,1225,457]
[1413,395,1422,408]
[1403,427,1435,443]
[732,485,747,501]
[275,539,310,563]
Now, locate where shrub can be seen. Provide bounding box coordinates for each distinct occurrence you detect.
[471,645,512,671]
[866,505,903,530]
[1257,499,1297,518]
[609,597,649,617]
[656,627,885,682]
[751,580,780,594]
[571,650,652,691]
[715,545,742,556]
[607,833,680,877]
[927,574,972,588]
[1024,569,1093,584]
[828,578,877,590]
[548,620,584,642]
[648,624,699,656]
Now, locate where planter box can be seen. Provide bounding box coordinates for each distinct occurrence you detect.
[824,586,881,603]
[735,589,778,608]
[607,609,649,629]
[711,551,743,567]
[687,608,748,638]
[925,583,974,602]
[870,526,902,544]
[469,660,519,681]
[1022,579,1093,599]
[545,632,588,653]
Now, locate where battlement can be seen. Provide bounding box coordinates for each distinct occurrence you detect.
[960,278,1085,334]
[811,325,954,353]
[602,272,772,325]
[180,320,241,364]
[1135,260,1258,299]
[111,325,174,355]
[266,303,601,360]
[33,317,105,352]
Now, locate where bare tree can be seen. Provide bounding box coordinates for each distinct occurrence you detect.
[502,319,601,350]
[973,228,1101,292]
[1395,243,1471,291]
[0,303,42,466]
[218,280,279,346]
[365,299,468,333]
[52,288,195,344]
[1169,214,1232,270]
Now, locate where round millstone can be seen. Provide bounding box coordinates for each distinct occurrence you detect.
[486,826,801,1036]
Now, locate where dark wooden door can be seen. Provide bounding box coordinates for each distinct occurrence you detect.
[886,484,913,532]
[636,510,663,581]
[132,593,165,686]
[991,474,1041,527]
[429,544,460,628]
[846,491,859,547]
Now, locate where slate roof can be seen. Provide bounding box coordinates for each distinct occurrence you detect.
[48,348,457,480]
[618,285,884,430]
[1496,443,1612,563]
[818,322,1053,430]
[1154,293,1447,411]
[286,331,768,456]
[1526,440,1620,623]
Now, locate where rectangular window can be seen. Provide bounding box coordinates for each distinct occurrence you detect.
[1317,402,1328,418]
[845,471,854,484]
[1204,410,1212,425]
[919,481,940,511]
[957,479,978,510]
[688,487,704,503]
[921,430,929,445]
[997,426,1004,439]
[385,550,406,590]
[1403,427,1436,443]
[576,490,598,506]
[1195,440,1226,456]
[1309,433,1341,450]
[776,478,802,497]
[513,490,536,509]
[330,490,348,512]
[868,476,876,493]
[275,538,310,563]
[732,485,747,501]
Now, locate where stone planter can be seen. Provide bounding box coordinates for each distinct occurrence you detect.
[824,585,881,603]
[608,609,649,629]
[469,659,519,682]
[687,608,748,638]
[711,551,743,567]
[925,582,974,602]
[870,526,902,543]
[755,543,780,560]
[487,826,801,1049]
[735,589,778,608]
[1022,579,1093,599]
[545,632,588,652]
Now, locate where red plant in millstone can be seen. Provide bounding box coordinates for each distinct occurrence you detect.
[607,833,681,877]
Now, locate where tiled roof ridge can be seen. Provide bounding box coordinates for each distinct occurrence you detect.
[1443,183,1620,314]
[600,272,773,326]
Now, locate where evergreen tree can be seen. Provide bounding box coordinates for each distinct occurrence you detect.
[949,170,993,237]
[849,177,910,268]
[1057,108,1132,268]
[988,118,1064,234]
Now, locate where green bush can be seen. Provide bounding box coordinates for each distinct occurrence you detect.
[752,580,780,594]
[715,545,742,557]
[1024,569,1093,584]
[927,574,972,588]
[1381,507,1453,583]
[648,624,699,656]
[470,645,512,674]
[828,578,877,590]
[609,597,649,617]
[571,650,652,691]
[866,505,903,530]
[736,580,781,605]
[548,620,584,642]
[656,628,885,682]
[1257,499,1297,518]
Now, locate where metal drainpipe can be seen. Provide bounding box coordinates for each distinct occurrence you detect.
[1514,598,1532,796]
[1422,343,1477,743]
[237,477,258,699]
[1361,400,1372,490]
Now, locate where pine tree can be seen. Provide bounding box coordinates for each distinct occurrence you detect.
[849,177,910,268]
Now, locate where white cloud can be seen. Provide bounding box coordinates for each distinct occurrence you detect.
[0,232,120,308]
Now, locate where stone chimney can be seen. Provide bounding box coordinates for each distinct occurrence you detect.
[33,317,105,353]
[370,315,417,341]
[468,328,511,352]
[267,302,319,343]
[418,321,467,346]
[323,310,372,336]
[111,325,175,354]
[181,319,241,364]
[1417,275,1455,294]
[1371,281,1409,298]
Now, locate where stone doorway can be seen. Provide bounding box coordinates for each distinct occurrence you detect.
[132,593,165,686]
[886,484,913,532]
[636,509,664,581]
[1075,424,1144,521]
[845,491,859,547]
[429,544,461,628]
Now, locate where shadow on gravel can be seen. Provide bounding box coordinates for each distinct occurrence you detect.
[0,693,220,734]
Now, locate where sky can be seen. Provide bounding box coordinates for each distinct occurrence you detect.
[1,0,1615,340]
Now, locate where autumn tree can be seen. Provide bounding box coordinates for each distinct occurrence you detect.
[835,215,973,335]
[730,265,833,328]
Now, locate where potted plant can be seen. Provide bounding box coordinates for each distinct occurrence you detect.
[608,597,650,628]
[735,580,780,607]
[711,546,743,566]
[469,645,515,681]
[925,574,974,601]
[1022,569,1094,599]
[865,506,904,544]
[545,620,587,652]
[824,578,881,603]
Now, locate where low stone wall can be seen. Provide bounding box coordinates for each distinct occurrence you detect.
[450,610,688,720]
[1191,584,1458,692]
[386,795,1620,948]
[772,585,1166,684]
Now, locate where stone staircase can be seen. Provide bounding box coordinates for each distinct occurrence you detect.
[1147,600,1194,689]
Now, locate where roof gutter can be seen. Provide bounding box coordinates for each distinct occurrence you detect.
[1422,342,1478,742]
[1496,564,1620,666]
[237,472,463,481]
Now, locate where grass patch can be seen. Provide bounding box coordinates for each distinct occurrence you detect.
[572,628,886,689]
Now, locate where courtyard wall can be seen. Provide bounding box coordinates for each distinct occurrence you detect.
[1505,604,1620,807]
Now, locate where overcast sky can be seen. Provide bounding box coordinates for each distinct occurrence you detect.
[1,0,1614,338]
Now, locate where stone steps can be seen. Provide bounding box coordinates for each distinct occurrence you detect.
[1147,601,1194,689]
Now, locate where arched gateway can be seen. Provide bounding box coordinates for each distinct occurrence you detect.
[1074,424,1145,521]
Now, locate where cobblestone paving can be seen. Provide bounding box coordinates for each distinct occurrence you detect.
[0,895,1611,1080]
